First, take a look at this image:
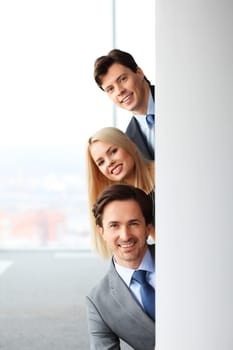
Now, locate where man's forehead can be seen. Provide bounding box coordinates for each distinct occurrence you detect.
[102,199,142,218]
[101,64,132,86]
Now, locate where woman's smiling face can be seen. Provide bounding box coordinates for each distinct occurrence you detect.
[90,140,135,182]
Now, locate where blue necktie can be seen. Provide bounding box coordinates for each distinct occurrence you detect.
[146,114,155,127]
[132,270,155,320]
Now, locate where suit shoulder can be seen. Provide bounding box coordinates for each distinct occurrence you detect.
[148,243,155,259]
[87,270,111,301]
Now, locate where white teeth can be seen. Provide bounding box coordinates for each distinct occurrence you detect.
[112,164,121,174]
[120,242,134,248]
[122,96,130,103]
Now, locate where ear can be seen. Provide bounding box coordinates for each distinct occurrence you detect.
[146,224,155,241]
[136,67,145,80]
[97,225,104,236]
[97,225,107,242]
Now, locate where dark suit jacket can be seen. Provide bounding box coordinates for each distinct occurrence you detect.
[126,85,155,161]
[86,245,155,350]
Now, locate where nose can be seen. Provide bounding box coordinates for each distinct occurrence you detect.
[115,82,125,96]
[107,157,115,168]
[119,226,131,241]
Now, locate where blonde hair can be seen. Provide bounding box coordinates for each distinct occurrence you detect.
[86,127,155,258]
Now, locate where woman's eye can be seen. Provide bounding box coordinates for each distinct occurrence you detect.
[97,160,104,167]
[111,148,117,154]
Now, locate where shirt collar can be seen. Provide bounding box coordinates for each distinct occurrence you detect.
[147,90,155,115]
[114,247,155,287]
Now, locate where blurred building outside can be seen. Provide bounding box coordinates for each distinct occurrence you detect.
[0,0,155,251]
[0,146,90,250]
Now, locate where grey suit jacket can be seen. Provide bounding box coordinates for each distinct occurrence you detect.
[86,245,155,350]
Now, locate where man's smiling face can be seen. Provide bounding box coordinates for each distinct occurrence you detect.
[101,63,148,115]
[97,199,152,269]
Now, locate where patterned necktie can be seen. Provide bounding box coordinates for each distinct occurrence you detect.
[132,270,155,320]
[146,114,155,127]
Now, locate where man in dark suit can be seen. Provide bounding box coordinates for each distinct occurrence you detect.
[86,184,155,350]
[94,49,155,160]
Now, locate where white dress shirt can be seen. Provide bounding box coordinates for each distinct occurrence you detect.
[134,91,155,152]
[114,247,155,308]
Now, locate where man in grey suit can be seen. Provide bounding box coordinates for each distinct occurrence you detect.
[94,49,155,161]
[86,184,155,350]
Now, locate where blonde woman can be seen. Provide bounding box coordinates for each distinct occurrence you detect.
[87,127,155,258]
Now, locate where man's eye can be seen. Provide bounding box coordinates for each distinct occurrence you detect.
[106,87,113,93]
[110,223,118,228]
[120,76,127,83]
[130,222,139,226]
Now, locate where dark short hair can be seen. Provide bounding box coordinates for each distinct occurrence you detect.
[92,184,154,227]
[94,49,151,89]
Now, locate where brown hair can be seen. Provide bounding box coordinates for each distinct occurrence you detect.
[93,184,154,228]
[94,49,151,89]
[86,127,155,258]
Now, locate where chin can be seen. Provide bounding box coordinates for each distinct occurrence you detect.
[112,175,124,182]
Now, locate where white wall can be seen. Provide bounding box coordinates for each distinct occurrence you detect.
[156,0,233,349]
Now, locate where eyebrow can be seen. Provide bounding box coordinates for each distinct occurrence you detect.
[107,221,119,226]
[128,219,141,224]
[106,219,142,226]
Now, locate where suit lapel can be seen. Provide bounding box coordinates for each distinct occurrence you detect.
[108,254,154,324]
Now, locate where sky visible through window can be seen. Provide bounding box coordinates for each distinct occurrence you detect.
[0,0,155,249]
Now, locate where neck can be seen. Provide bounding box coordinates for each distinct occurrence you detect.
[133,82,150,115]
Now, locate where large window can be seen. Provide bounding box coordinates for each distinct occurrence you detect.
[0,0,155,250]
